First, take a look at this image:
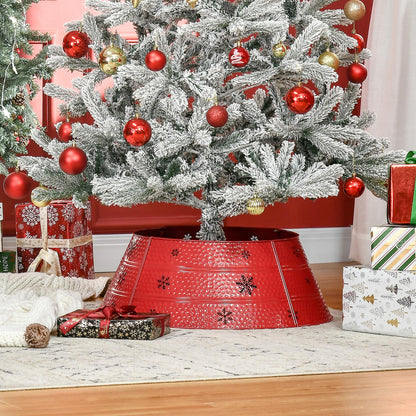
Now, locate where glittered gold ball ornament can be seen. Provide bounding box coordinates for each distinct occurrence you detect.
[318,50,340,70]
[31,185,50,208]
[272,43,287,58]
[344,0,366,21]
[132,0,140,7]
[187,0,198,8]
[99,45,127,75]
[247,196,265,215]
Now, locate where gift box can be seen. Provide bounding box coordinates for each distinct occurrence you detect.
[0,251,16,272]
[371,225,416,271]
[15,201,94,278]
[388,152,416,224]
[342,265,416,338]
[57,306,170,340]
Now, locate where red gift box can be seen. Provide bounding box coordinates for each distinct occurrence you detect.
[388,162,416,225]
[15,200,95,278]
[57,306,170,340]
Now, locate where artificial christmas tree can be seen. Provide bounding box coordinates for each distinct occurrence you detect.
[17,0,406,328]
[0,0,51,176]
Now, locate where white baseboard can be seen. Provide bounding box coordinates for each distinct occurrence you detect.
[3,227,352,272]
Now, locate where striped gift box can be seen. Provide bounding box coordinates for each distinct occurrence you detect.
[371,226,416,271]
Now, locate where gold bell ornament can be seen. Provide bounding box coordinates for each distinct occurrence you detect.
[247,195,265,215]
[99,45,127,75]
[31,185,51,208]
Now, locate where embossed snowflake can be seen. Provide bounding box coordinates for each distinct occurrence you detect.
[236,275,257,295]
[158,276,170,289]
[218,308,233,325]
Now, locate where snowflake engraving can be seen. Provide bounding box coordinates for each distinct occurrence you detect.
[158,276,170,289]
[171,248,179,257]
[236,275,257,295]
[217,308,233,325]
[241,250,250,259]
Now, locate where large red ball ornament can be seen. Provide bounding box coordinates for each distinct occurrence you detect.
[59,146,88,175]
[285,85,315,114]
[58,121,73,143]
[62,31,90,59]
[347,33,365,54]
[206,105,228,127]
[145,50,167,71]
[123,118,152,146]
[347,62,367,83]
[3,171,32,200]
[343,175,365,198]
[228,46,250,68]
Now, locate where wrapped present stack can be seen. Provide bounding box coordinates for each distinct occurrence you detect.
[15,200,95,279]
[343,151,416,338]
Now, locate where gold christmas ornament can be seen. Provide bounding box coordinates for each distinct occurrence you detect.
[187,0,198,8]
[31,185,50,208]
[272,43,287,58]
[344,0,366,21]
[132,0,140,7]
[318,49,340,70]
[99,45,127,75]
[247,195,265,215]
[12,92,25,106]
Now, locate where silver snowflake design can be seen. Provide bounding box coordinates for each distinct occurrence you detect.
[47,205,59,226]
[73,221,84,237]
[217,308,233,325]
[67,270,79,278]
[24,231,36,239]
[62,248,75,262]
[21,205,40,227]
[236,275,257,295]
[62,204,75,223]
[250,235,259,241]
[183,234,192,240]
[79,251,88,271]
[158,276,170,289]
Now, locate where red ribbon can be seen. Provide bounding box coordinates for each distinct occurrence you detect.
[59,305,167,338]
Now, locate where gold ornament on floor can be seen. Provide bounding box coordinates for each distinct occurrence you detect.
[31,185,50,208]
[318,49,340,70]
[132,0,140,7]
[12,92,25,106]
[272,43,287,58]
[187,0,198,9]
[99,45,127,75]
[344,0,366,21]
[247,195,265,215]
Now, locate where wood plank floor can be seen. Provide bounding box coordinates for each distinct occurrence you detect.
[1,262,416,416]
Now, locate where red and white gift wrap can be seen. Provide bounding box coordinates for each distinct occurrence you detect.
[103,227,332,329]
[15,201,94,278]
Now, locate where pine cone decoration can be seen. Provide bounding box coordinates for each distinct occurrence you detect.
[12,92,25,106]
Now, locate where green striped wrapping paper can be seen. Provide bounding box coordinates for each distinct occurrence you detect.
[371,226,416,271]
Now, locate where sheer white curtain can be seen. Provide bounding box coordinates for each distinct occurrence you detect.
[350,0,416,264]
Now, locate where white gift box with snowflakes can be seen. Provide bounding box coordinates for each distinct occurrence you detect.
[343,265,416,338]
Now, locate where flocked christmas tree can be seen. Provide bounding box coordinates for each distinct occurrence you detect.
[0,0,51,177]
[18,0,405,241]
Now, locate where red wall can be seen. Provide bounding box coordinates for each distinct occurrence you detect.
[0,0,373,236]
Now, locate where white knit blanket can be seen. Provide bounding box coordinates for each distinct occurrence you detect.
[0,272,110,347]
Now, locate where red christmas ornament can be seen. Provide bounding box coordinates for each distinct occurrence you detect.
[145,49,167,71]
[343,175,365,198]
[123,117,152,146]
[348,33,365,54]
[206,104,228,127]
[228,45,250,68]
[3,171,32,200]
[285,85,315,114]
[347,62,367,83]
[62,31,90,59]
[58,121,73,143]
[59,145,88,175]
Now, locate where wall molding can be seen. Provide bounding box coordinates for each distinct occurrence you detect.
[3,227,352,272]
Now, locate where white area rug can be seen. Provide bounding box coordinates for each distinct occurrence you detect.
[1,308,416,391]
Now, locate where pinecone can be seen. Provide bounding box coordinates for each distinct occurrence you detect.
[12,92,25,106]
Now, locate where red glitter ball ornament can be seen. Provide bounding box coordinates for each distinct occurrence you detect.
[145,49,167,71]
[62,31,90,59]
[206,105,228,127]
[59,146,88,175]
[347,33,365,54]
[123,118,152,146]
[3,171,32,200]
[285,85,315,114]
[58,121,73,143]
[228,46,250,68]
[347,62,367,83]
[343,175,365,198]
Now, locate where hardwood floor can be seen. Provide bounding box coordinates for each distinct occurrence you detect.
[1,262,416,416]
